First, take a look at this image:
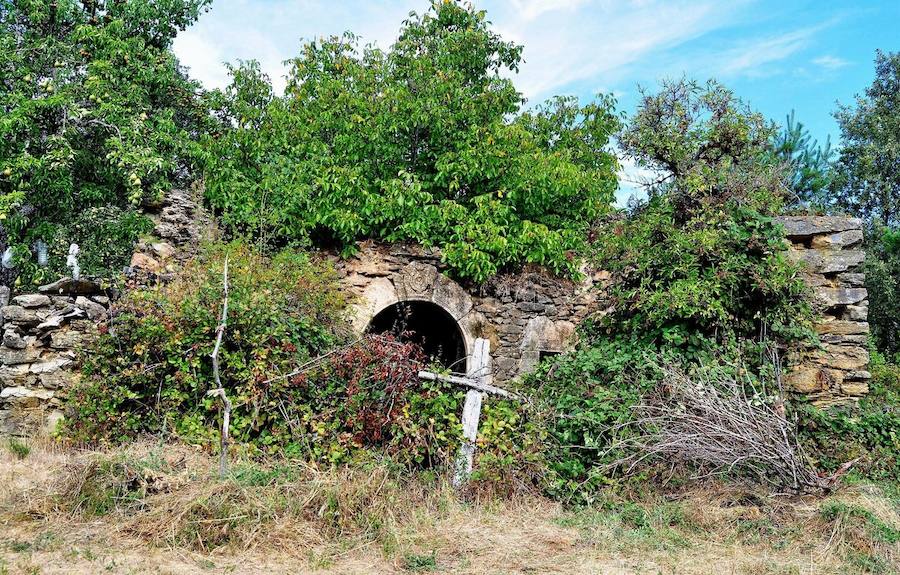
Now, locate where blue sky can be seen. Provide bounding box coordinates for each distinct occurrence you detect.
[173,0,900,202]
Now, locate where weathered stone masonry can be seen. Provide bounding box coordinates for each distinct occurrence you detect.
[333,241,601,382]
[0,209,872,434]
[777,216,872,406]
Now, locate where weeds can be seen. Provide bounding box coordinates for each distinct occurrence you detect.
[402,550,438,572]
[6,438,29,460]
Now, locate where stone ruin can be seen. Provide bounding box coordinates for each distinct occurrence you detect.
[0,195,873,434]
[333,242,601,382]
[777,216,872,406]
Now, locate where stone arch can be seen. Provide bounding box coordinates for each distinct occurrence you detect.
[349,262,485,372]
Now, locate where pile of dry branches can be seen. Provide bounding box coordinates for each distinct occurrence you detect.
[611,359,828,493]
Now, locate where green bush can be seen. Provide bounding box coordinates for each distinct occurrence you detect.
[67,242,348,447]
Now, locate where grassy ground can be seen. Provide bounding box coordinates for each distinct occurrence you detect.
[0,438,897,575]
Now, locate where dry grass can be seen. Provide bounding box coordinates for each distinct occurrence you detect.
[1,438,897,575]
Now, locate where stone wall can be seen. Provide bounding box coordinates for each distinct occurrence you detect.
[777,216,871,406]
[0,211,872,434]
[0,188,209,434]
[0,283,109,433]
[333,241,603,382]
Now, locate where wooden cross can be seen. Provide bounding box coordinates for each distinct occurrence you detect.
[417,338,520,487]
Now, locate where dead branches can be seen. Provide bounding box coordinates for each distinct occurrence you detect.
[611,360,826,493]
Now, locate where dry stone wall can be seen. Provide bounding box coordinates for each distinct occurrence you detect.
[0,188,209,434]
[777,216,871,406]
[333,241,603,382]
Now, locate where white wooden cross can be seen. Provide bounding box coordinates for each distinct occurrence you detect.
[417,338,521,488]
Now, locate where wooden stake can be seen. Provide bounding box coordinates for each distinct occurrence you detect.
[207,256,231,479]
[453,338,491,488]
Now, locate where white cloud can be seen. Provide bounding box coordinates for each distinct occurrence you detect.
[812,55,849,70]
[175,0,750,100]
[174,0,419,94]
[716,26,821,77]
[483,0,748,102]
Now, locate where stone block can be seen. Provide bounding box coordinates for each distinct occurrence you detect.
[39,370,75,390]
[776,216,862,238]
[811,229,863,249]
[815,320,869,335]
[836,273,866,287]
[1,305,41,326]
[2,329,26,350]
[791,249,865,274]
[845,306,868,321]
[814,287,867,307]
[130,252,162,273]
[812,344,869,371]
[12,294,51,308]
[785,367,834,393]
[0,364,34,386]
[27,355,73,374]
[820,334,868,345]
[150,241,176,260]
[0,386,55,404]
[38,277,103,296]
[74,296,106,321]
[840,382,869,396]
[49,330,84,350]
[0,346,42,365]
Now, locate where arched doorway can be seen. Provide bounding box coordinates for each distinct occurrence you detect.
[367,300,468,372]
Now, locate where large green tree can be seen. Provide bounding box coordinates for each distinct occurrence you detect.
[0,0,209,285]
[203,1,621,283]
[597,79,813,356]
[831,50,900,227]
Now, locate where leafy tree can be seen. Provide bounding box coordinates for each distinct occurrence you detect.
[598,79,813,357]
[865,225,900,357]
[831,50,900,227]
[0,0,210,285]
[203,1,621,283]
[774,111,834,208]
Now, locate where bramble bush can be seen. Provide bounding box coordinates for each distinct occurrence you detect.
[67,242,348,446]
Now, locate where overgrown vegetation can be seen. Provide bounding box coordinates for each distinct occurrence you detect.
[202,2,621,282]
[67,242,537,481]
[0,0,210,285]
[68,242,348,446]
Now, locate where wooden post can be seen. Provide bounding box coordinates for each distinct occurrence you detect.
[453,338,491,488]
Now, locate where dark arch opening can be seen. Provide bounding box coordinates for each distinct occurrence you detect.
[367,301,467,372]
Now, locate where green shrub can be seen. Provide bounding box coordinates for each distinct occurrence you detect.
[67,242,348,447]
[7,437,30,460]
